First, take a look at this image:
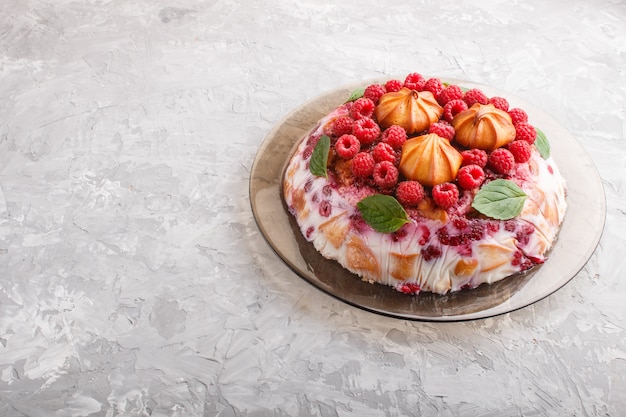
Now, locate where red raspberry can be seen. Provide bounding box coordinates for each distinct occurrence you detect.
[432,182,459,209]
[463,88,489,107]
[350,97,376,120]
[404,72,426,91]
[488,148,516,175]
[363,84,386,104]
[381,125,407,149]
[457,164,485,189]
[397,282,421,295]
[443,99,468,123]
[385,79,403,92]
[429,121,455,140]
[489,96,509,111]
[423,77,445,99]
[372,142,396,163]
[461,149,488,167]
[508,140,532,163]
[331,116,354,137]
[319,200,332,217]
[396,181,425,206]
[438,84,463,105]
[372,161,399,188]
[352,118,381,145]
[508,108,528,125]
[514,122,536,144]
[334,134,361,159]
[351,152,375,178]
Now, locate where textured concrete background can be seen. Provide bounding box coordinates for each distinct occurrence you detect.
[0,0,625,416]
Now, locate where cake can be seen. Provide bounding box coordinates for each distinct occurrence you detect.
[282,73,567,295]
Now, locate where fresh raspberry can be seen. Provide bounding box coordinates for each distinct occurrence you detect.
[331,116,354,137]
[350,97,376,120]
[463,88,489,107]
[432,182,459,209]
[488,148,516,175]
[385,79,403,92]
[508,108,528,125]
[372,142,396,163]
[352,117,381,145]
[456,164,485,189]
[363,84,386,104]
[514,122,537,144]
[396,181,425,206]
[381,125,407,149]
[423,77,445,99]
[397,282,421,295]
[429,121,455,140]
[372,161,399,188]
[507,140,532,163]
[489,96,509,111]
[334,134,361,159]
[403,72,426,91]
[443,99,468,123]
[461,149,488,167]
[438,84,464,106]
[351,152,375,178]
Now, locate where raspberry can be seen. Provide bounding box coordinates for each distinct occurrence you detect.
[443,99,468,123]
[352,117,381,145]
[432,182,459,209]
[381,125,407,149]
[514,122,537,144]
[350,97,376,120]
[363,84,386,104]
[396,181,425,206]
[397,282,421,295]
[331,116,354,137]
[372,142,396,163]
[319,200,332,217]
[423,77,445,99]
[507,140,532,163]
[508,108,528,125]
[457,164,485,189]
[438,84,464,106]
[461,149,488,167]
[372,161,399,188]
[488,148,516,175]
[334,134,360,159]
[351,152,375,178]
[463,88,489,107]
[489,96,509,111]
[385,79,403,92]
[422,245,442,261]
[404,72,426,91]
[429,121,455,140]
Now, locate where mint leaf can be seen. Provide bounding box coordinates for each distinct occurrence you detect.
[309,135,330,178]
[535,128,550,159]
[471,179,528,220]
[357,194,410,233]
[345,87,365,102]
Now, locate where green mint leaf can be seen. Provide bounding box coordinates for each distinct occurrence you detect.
[345,87,365,103]
[535,127,550,159]
[357,194,410,233]
[471,179,528,220]
[309,135,330,178]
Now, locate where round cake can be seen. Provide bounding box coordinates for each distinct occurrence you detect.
[282,73,567,295]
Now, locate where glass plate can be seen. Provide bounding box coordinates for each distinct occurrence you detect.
[249,78,606,321]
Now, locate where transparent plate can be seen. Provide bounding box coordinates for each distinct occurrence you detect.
[249,78,606,321]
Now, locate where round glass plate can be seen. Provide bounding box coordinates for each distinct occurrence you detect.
[249,78,606,321]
